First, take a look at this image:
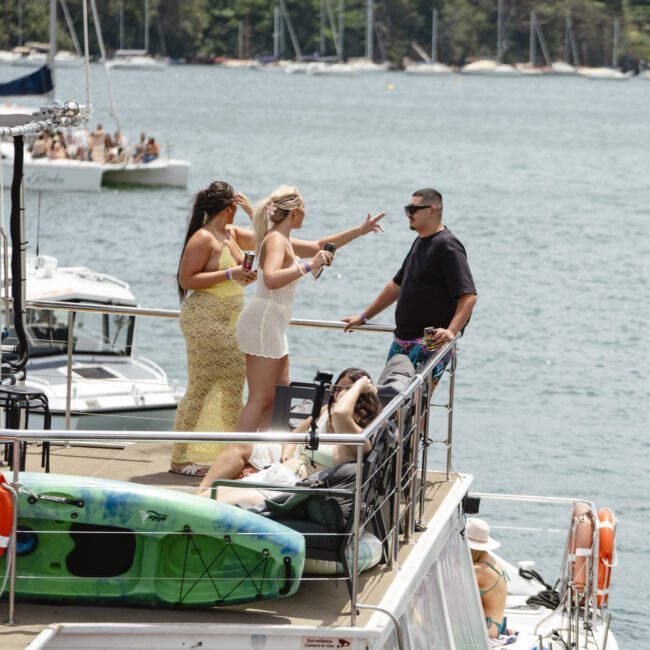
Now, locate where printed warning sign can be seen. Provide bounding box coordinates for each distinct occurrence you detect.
[300,637,353,649]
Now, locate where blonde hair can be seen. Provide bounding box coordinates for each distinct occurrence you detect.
[252,185,303,255]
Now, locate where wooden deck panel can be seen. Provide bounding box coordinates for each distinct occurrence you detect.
[0,443,455,649]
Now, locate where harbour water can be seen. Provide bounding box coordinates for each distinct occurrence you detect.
[2,64,648,642]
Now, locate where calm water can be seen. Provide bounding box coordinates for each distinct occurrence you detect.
[2,64,648,642]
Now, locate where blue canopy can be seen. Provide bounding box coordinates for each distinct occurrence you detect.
[0,65,53,97]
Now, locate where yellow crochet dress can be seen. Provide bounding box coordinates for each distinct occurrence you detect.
[171,245,245,466]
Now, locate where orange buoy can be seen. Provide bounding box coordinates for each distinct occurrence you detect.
[569,503,594,592]
[596,507,616,607]
[0,473,14,558]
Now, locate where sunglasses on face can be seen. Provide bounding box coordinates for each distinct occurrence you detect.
[404,204,434,217]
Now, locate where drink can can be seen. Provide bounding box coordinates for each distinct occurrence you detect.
[243,252,254,271]
[423,327,438,351]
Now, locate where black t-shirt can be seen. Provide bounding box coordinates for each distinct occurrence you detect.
[393,228,476,339]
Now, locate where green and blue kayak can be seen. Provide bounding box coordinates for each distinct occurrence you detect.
[0,472,304,607]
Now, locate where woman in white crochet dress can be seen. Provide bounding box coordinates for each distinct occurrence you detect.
[236,185,384,433]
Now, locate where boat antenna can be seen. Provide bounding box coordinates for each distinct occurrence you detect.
[307,371,333,451]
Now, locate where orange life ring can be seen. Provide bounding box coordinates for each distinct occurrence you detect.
[0,473,14,558]
[569,503,594,592]
[596,507,616,607]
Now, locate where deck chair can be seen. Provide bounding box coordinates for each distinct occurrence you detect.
[263,419,397,599]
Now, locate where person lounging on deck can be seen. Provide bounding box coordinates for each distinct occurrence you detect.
[196,368,380,503]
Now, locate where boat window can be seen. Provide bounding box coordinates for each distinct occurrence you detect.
[74,312,134,356]
[17,309,135,357]
[23,308,70,358]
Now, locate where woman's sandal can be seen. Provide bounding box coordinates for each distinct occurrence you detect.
[168,463,208,477]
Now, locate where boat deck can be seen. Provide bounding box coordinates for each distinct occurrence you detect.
[1,443,456,649]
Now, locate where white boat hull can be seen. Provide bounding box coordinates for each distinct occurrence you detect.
[1,147,190,191]
[1,154,103,192]
[405,62,454,75]
[101,159,190,188]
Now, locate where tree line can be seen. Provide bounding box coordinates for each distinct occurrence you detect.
[1,0,649,69]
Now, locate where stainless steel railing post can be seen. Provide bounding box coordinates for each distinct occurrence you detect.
[445,347,457,480]
[405,385,422,542]
[64,310,74,431]
[417,373,433,526]
[391,406,404,569]
[350,443,364,627]
[8,438,20,625]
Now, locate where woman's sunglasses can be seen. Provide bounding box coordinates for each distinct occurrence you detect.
[404,204,434,217]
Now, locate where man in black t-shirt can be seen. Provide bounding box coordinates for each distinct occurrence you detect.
[343,188,477,380]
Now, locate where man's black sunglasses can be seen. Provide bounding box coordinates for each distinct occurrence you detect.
[404,204,434,216]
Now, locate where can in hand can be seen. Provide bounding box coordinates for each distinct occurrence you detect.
[423,327,438,351]
[243,252,255,271]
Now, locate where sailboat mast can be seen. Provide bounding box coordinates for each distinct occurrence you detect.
[18,0,24,45]
[612,17,619,68]
[273,5,280,60]
[529,10,536,66]
[60,0,82,57]
[432,8,438,63]
[144,0,150,54]
[119,1,125,50]
[338,0,344,62]
[279,0,303,62]
[365,0,374,61]
[90,0,122,132]
[320,0,326,56]
[48,0,57,100]
[497,0,503,62]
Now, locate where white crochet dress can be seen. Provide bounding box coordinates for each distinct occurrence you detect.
[236,236,302,359]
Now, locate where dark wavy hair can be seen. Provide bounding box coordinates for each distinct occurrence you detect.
[327,367,382,429]
[176,180,235,301]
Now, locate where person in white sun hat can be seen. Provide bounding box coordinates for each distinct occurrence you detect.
[466,518,510,639]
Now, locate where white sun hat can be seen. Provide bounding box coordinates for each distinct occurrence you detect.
[466,518,500,551]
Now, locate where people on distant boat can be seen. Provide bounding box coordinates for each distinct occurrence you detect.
[48,135,66,160]
[197,367,381,503]
[343,187,477,385]
[69,127,89,160]
[30,132,50,159]
[89,124,106,163]
[111,131,128,163]
[170,181,257,476]
[133,132,147,162]
[235,185,385,434]
[466,518,509,639]
[142,137,160,163]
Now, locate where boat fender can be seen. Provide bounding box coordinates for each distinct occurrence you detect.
[569,503,594,592]
[596,507,616,607]
[0,474,14,557]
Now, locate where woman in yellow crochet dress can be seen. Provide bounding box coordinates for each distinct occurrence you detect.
[170,181,257,475]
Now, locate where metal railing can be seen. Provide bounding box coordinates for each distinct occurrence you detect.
[1,301,459,632]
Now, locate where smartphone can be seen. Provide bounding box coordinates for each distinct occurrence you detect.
[324,242,336,256]
[243,252,255,271]
[423,326,438,351]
